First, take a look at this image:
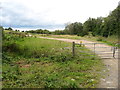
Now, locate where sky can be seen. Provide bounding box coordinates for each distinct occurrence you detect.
[0,0,119,31]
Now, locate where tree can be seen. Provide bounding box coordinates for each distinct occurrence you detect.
[101,4,120,37]
[92,17,103,36]
[53,30,65,35]
[83,18,96,36]
[64,22,83,35]
[8,27,13,30]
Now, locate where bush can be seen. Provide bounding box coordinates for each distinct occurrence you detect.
[77,31,88,37]
[3,42,20,52]
[97,37,103,41]
[3,33,27,55]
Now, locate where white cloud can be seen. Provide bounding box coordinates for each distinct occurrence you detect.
[1,0,119,30]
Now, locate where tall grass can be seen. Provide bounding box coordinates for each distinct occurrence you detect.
[2,33,104,88]
[16,37,72,58]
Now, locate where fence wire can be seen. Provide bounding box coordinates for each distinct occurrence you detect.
[74,42,118,59]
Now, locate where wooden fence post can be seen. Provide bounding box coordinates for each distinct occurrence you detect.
[113,47,115,58]
[94,43,96,56]
[72,42,75,57]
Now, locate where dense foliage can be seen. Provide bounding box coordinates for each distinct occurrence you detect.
[26,29,51,34]
[54,4,120,37]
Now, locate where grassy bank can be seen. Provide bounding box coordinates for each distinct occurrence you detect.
[2,33,104,88]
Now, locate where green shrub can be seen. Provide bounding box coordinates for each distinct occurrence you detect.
[77,31,88,37]
[3,42,19,52]
[97,37,103,41]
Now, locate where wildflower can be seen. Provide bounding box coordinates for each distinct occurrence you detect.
[60,48,63,50]
[41,54,44,56]
[52,48,55,50]
[76,76,79,78]
[71,78,75,81]
[91,79,94,82]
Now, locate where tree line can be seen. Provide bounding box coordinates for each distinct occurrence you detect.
[26,29,51,34]
[53,4,120,37]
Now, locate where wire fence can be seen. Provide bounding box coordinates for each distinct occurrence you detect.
[72,42,118,59]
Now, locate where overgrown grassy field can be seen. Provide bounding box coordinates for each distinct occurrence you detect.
[36,34,119,47]
[2,32,104,88]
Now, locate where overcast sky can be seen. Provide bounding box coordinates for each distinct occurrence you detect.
[0,0,119,31]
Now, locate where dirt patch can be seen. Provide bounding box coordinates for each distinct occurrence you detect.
[35,61,53,67]
[16,60,31,68]
[16,60,25,65]
[19,64,31,68]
